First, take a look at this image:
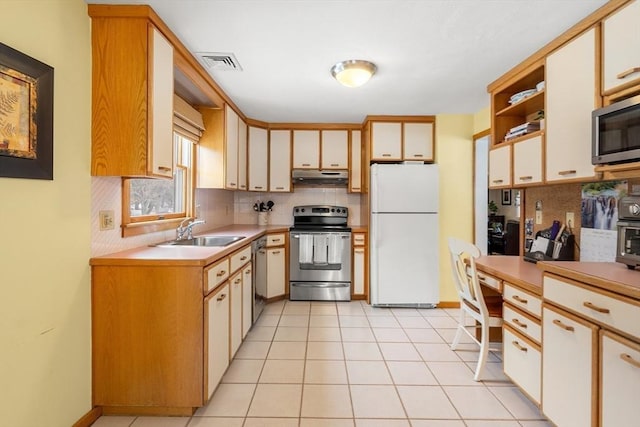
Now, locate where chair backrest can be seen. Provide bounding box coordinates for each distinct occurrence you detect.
[448,237,488,320]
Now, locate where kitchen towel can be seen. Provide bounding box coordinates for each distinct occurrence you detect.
[327,234,343,264]
[313,234,328,265]
[299,234,313,264]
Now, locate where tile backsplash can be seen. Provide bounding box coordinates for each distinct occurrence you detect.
[92,178,361,257]
[234,187,362,226]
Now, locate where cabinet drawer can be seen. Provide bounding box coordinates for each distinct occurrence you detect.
[504,303,541,344]
[266,233,286,247]
[205,258,230,294]
[353,233,366,246]
[544,274,640,339]
[504,283,541,318]
[503,325,541,405]
[477,271,502,292]
[230,245,252,273]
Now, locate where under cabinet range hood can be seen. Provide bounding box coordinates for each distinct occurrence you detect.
[292,170,349,186]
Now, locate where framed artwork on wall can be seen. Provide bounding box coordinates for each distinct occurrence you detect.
[0,42,54,180]
[501,189,512,205]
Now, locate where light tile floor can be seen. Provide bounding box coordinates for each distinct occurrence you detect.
[93,300,552,427]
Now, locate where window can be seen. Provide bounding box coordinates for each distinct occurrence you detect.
[121,132,196,237]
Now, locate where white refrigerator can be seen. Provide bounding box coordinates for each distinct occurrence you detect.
[370,163,439,307]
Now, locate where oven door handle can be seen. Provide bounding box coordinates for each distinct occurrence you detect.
[291,283,349,288]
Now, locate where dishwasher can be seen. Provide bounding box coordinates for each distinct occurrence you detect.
[252,236,267,323]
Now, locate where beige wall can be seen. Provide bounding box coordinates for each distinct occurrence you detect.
[473,105,490,134]
[436,114,475,302]
[0,1,92,426]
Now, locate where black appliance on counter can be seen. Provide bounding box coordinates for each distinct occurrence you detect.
[616,195,640,270]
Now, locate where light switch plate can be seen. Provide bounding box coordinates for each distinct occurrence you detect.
[535,211,543,225]
[99,210,115,231]
[565,212,574,228]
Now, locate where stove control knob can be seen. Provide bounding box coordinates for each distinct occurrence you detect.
[301,208,305,212]
[630,203,640,216]
[331,208,335,212]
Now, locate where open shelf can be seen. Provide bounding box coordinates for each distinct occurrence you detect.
[496,90,545,117]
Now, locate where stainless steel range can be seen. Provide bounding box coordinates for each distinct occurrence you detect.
[289,205,352,301]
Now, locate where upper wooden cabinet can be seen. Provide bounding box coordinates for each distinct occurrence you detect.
[350,130,362,193]
[90,15,174,177]
[488,145,511,189]
[602,0,640,96]
[293,130,320,168]
[225,105,240,189]
[248,126,268,192]
[321,130,349,169]
[269,130,292,192]
[238,118,248,190]
[545,28,597,183]
[370,119,435,162]
[513,135,543,187]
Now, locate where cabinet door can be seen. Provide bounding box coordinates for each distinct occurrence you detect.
[248,126,268,191]
[403,122,434,161]
[149,27,174,178]
[545,28,596,182]
[293,130,320,168]
[266,248,285,298]
[205,283,229,401]
[603,1,640,93]
[601,330,640,427]
[321,130,348,169]
[225,105,239,189]
[488,145,511,188]
[371,122,402,160]
[242,264,253,339]
[542,305,597,427]
[230,272,243,358]
[353,246,366,296]
[513,135,543,186]
[350,130,362,192]
[238,118,248,190]
[269,130,291,192]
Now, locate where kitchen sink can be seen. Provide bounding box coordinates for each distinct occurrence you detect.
[156,235,246,247]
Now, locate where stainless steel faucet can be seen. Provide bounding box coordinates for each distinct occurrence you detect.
[176,218,206,240]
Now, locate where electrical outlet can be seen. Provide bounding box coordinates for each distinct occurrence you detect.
[565,212,575,228]
[99,210,114,231]
[535,211,543,225]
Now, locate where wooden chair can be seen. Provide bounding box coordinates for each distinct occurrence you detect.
[448,237,503,381]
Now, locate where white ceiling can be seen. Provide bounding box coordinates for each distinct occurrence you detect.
[88,0,608,123]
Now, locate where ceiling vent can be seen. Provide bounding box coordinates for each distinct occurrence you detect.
[197,53,243,71]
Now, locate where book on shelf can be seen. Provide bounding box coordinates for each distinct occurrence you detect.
[505,121,541,140]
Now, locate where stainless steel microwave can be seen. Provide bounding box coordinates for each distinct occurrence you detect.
[592,94,640,165]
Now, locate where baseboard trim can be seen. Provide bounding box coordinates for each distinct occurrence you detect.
[102,405,195,416]
[437,301,461,308]
[72,407,101,427]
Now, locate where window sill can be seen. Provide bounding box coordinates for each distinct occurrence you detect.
[122,217,185,238]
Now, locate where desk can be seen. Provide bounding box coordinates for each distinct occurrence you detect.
[475,255,543,296]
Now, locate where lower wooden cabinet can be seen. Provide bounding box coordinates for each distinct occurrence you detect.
[542,304,598,427]
[229,271,243,359]
[205,283,229,401]
[352,232,367,298]
[266,247,285,298]
[242,264,253,339]
[600,330,640,427]
[503,325,541,404]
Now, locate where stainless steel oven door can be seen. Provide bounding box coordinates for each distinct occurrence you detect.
[289,231,351,282]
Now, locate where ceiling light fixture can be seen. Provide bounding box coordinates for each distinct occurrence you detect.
[331,60,377,88]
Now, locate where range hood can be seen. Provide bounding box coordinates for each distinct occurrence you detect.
[292,169,348,186]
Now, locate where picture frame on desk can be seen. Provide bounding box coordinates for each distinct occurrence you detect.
[501,189,511,205]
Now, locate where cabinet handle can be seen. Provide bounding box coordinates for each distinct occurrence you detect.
[259,250,266,254]
[217,293,227,302]
[254,186,263,190]
[382,153,392,157]
[354,248,365,254]
[157,166,171,172]
[272,250,281,254]
[302,163,311,166]
[511,340,528,352]
[272,238,281,242]
[240,256,247,261]
[617,67,640,80]
[229,182,237,187]
[492,179,503,184]
[477,275,487,281]
[512,295,528,304]
[240,185,246,189]
[216,270,226,277]
[519,176,533,181]
[234,278,241,284]
[558,170,576,176]
[552,318,574,332]
[512,318,528,329]
[412,154,424,157]
[276,186,285,190]
[620,353,640,369]
[583,301,610,314]
[352,187,361,190]
[331,163,339,167]
[245,269,251,274]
